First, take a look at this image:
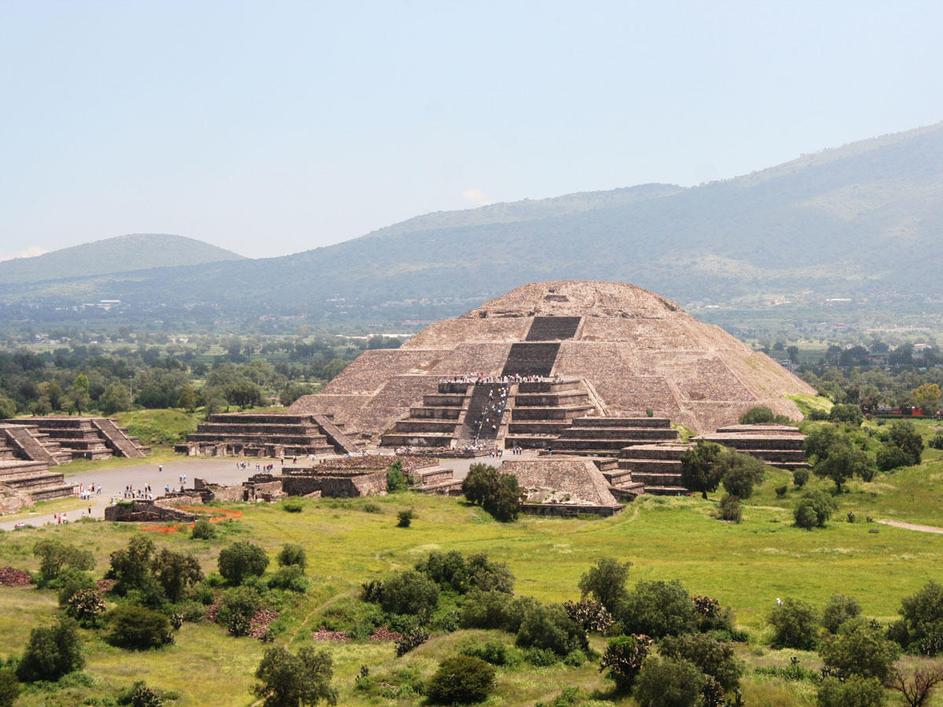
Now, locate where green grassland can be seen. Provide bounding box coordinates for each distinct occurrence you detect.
[1,439,943,705]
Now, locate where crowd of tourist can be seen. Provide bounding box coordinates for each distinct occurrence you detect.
[438,374,565,386]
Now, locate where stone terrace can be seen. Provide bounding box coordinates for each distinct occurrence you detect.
[501,458,623,516]
[8,417,148,460]
[180,413,360,458]
[697,424,808,469]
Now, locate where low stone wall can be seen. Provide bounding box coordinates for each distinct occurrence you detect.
[105,500,198,522]
[282,470,387,498]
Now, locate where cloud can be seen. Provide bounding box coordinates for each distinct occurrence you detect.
[461,188,494,207]
[0,246,48,263]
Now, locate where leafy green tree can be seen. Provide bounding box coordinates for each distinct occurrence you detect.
[152,548,203,602]
[913,383,942,414]
[106,604,174,649]
[804,424,842,462]
[889,581,943,655]
[516,602,587,656]
[426,655,495,705]
[415,551,513,594]
[621,580,696,638]
[659,633,742,693]
[100,382,132,414]
[254,645,338,706]
[829,404,864,425]
[177,382,198,411]
[277,544,307,569]
[373,570,439,618]
[884,420,924,467]
[821,594,862,634]
[68,373,91,414]
[461,464,524,521]
[716,494,742,522]
[600,634,652,693]
[218,586,264,637]
[794,490,838,529]
[191,518,216,539]
[816,675,886,707]
[0,394,16,420]
[16,618,84,682]
[579,558,631,615]
[386,461,408,492]
[739,406,777,424]
[680,441,724,498]
[814,439,874,491]
[768,598,818,650]
[719,450,766,499]
[633,656,705,707]
[218,542,269,585]
[108,535,157,595]
[0,667,19,707]
[33,539,94,587]
[878,443,915,471]
[819,617,899,683]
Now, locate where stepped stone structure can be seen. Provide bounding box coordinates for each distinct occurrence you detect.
[292,280,814,443]
[0,424,77,510]
[502,458,624,516]
[6,417,149,460]
[697,424,808,469]
[179,413,361,457]
[280,455,457,497]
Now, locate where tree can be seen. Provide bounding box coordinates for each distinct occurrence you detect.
[829,404,864,426]
[177,382,198,412]
[889,581,943,655]
[913,383,942,414]
[884,420,924,467]
[254,645,338,706]
[217,586,264,636]
[659,633,742,693]
[152,548,203,602]
[578,558,631,615]
[99,382,132,414]
[516,602,587,656]
[33,539,94,587]
[373,570,439,618]
[878,443,915,471]
[891,664,943,707]
[191,518,216,539]
[461,464,524,522]
[816,675,886,707]
[109,535,157,596]
[621,580,696,638]
[16,618,84,682]
[0,394,16,420]
[65,588,106,627]
[106,604,174,649]
[814,439,874,492]
[277,544,307,569]
[600,634,653,693]
[426,655,496,705]
[804,424,842,462]
[633,656,706,707]
[716,494,742,522]
[794,490,837,529]
[680,441,724,498]
[0,667,19,707]
[386,461,408,492]
[68,373,91,414]
[218,542,269,585]
[415,551,513,595]
[768,598,817,650]
[819,617,899,682]
[719,450,766,500]
[821,594,861,634]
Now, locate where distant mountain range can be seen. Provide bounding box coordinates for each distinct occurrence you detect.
[2,122,942,329]
[0,233,244,284]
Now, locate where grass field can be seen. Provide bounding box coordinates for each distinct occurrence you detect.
[2,437,943,705]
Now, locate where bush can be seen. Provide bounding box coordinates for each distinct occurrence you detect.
[877,443,915,471]
[65,588,106,627]
[372,570,439,618]
[33,539,94,588]
[794,490,837,529]
[462,464,524,522]
[775,484,788,497]
[118,681,164,707]
[416,551,514,594]
[281,499,304,513]
[267,566,309,593]
[563,598,614,634]
[460,640,512,666]
[816,675,886,707]
[578,558,630,615]
[254,645,337,707]
[106,604,174,649]
[395,627,430,656]
[16,618,84,682]
[621,580,696,638]
[819,617,899,682]
[600,634,653,693]
[885,420,924,466]
[426,655,496,705]
[633,656,706,707]
[152,548,203,602]
[217,586,264,636]
[929,432,943,450]
[0,667,19,707]
[191,518,216,540]
[57,569,96,606]
[814,439,875,491]
[793,467,810,487]
[716,494,742,522]
[829,404,864,426]
[692,595,738,635]
[397,509,414,528]
[516,602,587,656]
[821,594,861,634]
[277,544,307,569]
[108,536,156,596]
[386,461,408,493]
[218,542,269,585]
[768,598,818,650]
[719,450,766,500]
[459,590,522,631]
[888,580,943,655]
[680,441,724,497]
[659,633,742,692]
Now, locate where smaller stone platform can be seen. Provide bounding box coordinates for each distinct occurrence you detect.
[6,417,148,461]
[501,458,623,516]
[696,424,808,469]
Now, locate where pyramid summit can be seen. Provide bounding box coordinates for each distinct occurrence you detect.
[291,280,814,442]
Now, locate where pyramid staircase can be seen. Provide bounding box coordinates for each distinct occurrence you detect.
[503,379,595,450]
[0,426,77,504]
[696,424,808,469]
[380,381,470,448]
[9,417,148,460]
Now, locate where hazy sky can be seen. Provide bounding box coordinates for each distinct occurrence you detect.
[2,1,942,261]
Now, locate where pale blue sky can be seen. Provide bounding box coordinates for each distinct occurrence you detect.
[2,0,942,260]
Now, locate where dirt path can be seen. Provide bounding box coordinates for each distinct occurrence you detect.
[878,519,943,534]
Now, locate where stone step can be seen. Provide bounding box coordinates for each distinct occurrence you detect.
[380,432,455,448]
[631,472,684,486]
[514,391,592,407]
[508,421,573,435]
[511,405,593,420]
[394,419,460,433]
[558,427,679,441]
[409,406,463,420]
[620,444,691,460]
[187,433,331,445]
[553,437,679,451]
[619,459,683,473]
[423,394,468,407]
[572,417,673,428]
[641,485,689,496]
[517,379,584,393]
[699,434,805,451]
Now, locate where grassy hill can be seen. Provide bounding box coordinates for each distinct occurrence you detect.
[0,233,244,285]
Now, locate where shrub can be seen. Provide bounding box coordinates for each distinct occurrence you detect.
[829,404,864,426]
[716,494,742,522]
[374,570,439,618]
[281,499,304,513]
[117,681,163,707]
[395,627,430,656]
[929,432,943,450]
[794,489,837,529]
[793,467,810,487]
[563,598,614,634]
[659,633,742,692]
[108,535,156,596]
[692,595,737,635]
[578,558,631,615]
[600,634,653,693]
[152,548,203,602]
[0,667,19,707]
[814,439,875,491]
[462,464,525,522]
[191,518,216,539]
[621,580,696,638]
[66,588,106,627]
[775,484,788,497]
[878,443,915,471]
[386,461,408,493]
[821,594,861,634]
[397,509,414,528]
[889,580,943,655]
[33,539,94,588]
[885,420,924,466]
[426,655,496,705]
[16,618,84,682]
[416,551,514,594]
[460,640,512,666]
[217,586,264,637]
[633,656,706,707]
[816,675,886,707]
[459,590,521,631]
[719,450,766,499]
[218,542,269,585]
[267,566,309,593]
[277,544,307,569]
[680,441,724,497]
[254,645,337,707]
[516,602,587,656]
[819,617,899,682]
[106,604,173,649]
[768,598,818,650]
[57,569,96,606]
